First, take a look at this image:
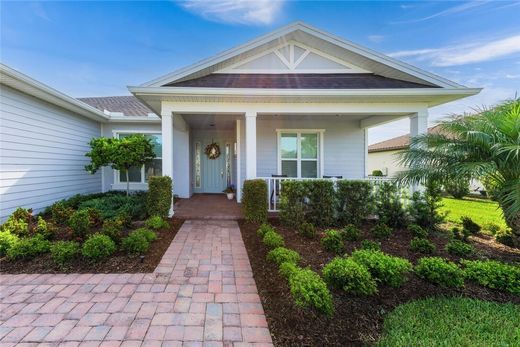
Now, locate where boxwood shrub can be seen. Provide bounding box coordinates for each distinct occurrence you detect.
[279,180,306,228]
[298,222,317,239]
[408,224,428,239]
[360,240,381,251]
[147,176,172,218]
[82,233,116,261]
[322,257,377,295]
[266,247,300,266]
[257,223,274,238]
[51,241,80,267]
[303,180,335,227]
[321,229,344,254]
[7,235,50,260]
[462,259,520,295]
[145,215,169,230]
[336,180,374,226]
[0,230,20,256]
[351,249,412,287]
[445,239,474,257]
[415,257,464,288]
[279,261,299,279]
[122,231,150,255]
[242,179,268,224]
[410,237,436,254]
[68,209,91,239]
[371,223,393,239]
[286,266,334,316]
[262,230,285,249]
[341,224,361,241]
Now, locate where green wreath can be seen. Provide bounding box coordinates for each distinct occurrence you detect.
[205,142,221,159]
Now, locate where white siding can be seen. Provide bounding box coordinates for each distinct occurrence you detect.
[367,150,403,177]
[0,85,102,221]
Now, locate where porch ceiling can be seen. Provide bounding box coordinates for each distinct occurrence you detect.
[181,113,239,130]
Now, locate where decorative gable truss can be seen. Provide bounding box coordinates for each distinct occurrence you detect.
[217,42,370,74]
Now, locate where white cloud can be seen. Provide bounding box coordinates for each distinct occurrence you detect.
[30,2,51,21]
[368,35,384,43]
[389,34,520,66]
[506,74,520,79]
[177,0,284,25]
[392,1,489,24]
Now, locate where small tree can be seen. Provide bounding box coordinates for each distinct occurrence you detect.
[85,135,155,196]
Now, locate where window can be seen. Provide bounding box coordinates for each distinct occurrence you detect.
[279,131,321,178]
[194,142,201,188]
[117,133,162,183]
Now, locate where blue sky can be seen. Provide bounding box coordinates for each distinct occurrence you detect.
[2,1,519,143]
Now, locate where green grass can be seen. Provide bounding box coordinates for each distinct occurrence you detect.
[377,297,520,347]
[440,197,507,230]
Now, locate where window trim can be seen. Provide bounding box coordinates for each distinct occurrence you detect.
[276,129,325,178]
[112,130,162,186]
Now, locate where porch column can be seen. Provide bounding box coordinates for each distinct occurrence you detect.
[409,109,428,192]
[161,112,174,217]
[245,111,257,179]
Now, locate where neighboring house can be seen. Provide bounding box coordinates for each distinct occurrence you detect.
[368,125,442,177]
[0,22,480,219]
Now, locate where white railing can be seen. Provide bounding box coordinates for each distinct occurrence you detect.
[259,176,407,212]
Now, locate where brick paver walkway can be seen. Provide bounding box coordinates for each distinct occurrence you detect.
[0,220,273,346]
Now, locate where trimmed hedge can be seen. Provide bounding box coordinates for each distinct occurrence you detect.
[147,176,172,218]
[262,230,285,249]
[267,247,300,265]
[410,237,436,254]
[462,259,520,295]
[351,249,412,287]
[415,257,464,288]
[323,257,377,295]
[303,180,335,227]
[336,180,374,226]
[82,233,116,261]
[7,235,50,260]
[279,180,306,228]
[51,241,80,267]
[242,179,268,224]
[321,229,344,254]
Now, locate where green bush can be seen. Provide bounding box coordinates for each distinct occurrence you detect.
[50,201,74,225]
[361,240,381,251]
[298,222,317,239]
[242,179,268,224]
[371,223,393,239]
[495,229,515,247]
[146,176,172,218]
[303,180,335,227]
[445,239,474,257]
[408,224,428,238]
[79,193,147,221]
[50,241,80,267]
[101,218,124,243]
[11,207,32,222]
[351,249,412,287]
[407,180,445,230]
[336,180,374,226]
[132,228,157,242]
[279,261,299,279]
[286,267,334,316]
[262,230,285,249]
[257,223,274,238]
[279,180,306,228]
[321,229,343,254]
[444,176,470,199]
[461,216,481,235]
[483,223,501,235]
[323,257,377,295]
[415,257,464,287]
[341,224,361,241]
[7,235,50,260]
[410,237,436,254]
[35,216,52,239]
[451,226,471,241]
[266,247,300,266]
[462,259,520,295]
[0,230,20,256]
[82,233,116,261]
[122,231,150,254]
[375,182,407,228]
[145,215,169,230]
[372,170,384,177]
[68,209,91,238]
[1,208,32,236]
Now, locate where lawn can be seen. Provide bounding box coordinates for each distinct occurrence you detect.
[440,197,507,230]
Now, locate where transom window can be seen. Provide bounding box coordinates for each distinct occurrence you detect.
[116,133,162,183]
[278,130,322,178]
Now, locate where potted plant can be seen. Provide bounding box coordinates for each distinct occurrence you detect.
[223,185,235,200]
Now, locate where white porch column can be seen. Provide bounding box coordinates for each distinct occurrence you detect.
[236,119,242,202]
[161,112,174,217]
[245,111,257,179]
[410,109,428,192]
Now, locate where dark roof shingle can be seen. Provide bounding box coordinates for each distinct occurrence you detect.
[78,96,154,117]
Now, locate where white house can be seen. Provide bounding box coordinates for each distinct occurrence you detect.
[0,22,480,220]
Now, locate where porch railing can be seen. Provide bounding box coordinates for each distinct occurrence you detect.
[258,176,408,212]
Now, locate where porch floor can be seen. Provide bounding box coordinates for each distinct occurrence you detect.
[174,194,243,220]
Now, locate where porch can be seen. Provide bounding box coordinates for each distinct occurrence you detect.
[174,194,243,220]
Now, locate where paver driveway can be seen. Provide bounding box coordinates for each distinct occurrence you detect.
[0,220,273,346]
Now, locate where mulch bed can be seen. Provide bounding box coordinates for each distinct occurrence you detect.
[0,218,184,274]
[239,218,520,347]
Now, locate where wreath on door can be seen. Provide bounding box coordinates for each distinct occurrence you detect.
[204,142,221,159]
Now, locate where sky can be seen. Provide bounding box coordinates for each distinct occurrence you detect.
[1,0,519,144]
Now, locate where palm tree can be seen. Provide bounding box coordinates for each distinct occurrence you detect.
[397,99,520,245]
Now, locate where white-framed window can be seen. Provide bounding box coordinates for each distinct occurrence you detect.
[115,132,162,183]
[277,130,324,178]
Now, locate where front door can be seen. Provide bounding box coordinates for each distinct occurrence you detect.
[201,140,227,193]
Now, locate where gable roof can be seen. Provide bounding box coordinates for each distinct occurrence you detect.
[78,96,155,117]
[368,124,443,153]
[141,22,468,89]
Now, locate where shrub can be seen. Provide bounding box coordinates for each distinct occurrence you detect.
[0,230,20,256]
[279,261,299,279]
[279,180,306,228]
[415,257,464,287]
[341,224,361,241]
[132,228,157,242]
[298,222,317,239]
[262,231,285,249]
[461,216,481,235]
[7,235,50,260]
[257,223,274,238]
[407,180,445,230]
[410,237,436,254]
[82,233,116,261]
[1,216,29,237]
[372,170,383,177]
[408,224,428,238]
[122,231,150,255]
[242,179,267,224]
[375,182,407,228]
[451,226,471,241]
[361,240,381,251]
[50,201,74,225]
[371,223,392,239]
[145,215,169,230]
[101,218,124,243]
[68,209,91,239]
[287,267,334,316]
[303,180,335,227]
[495,229,515,247]
[35,216,50,239]
[267,247,300,266]
[51,241,80,267]
[321,229,343,254]
[79,193,147,221]
[11,207,32,222]
[444,176,470,199]
[483,223,501,235]
[351,249,412,287]
[336,180,374,226]
[462,259,520,295]
[445,239,474,257]
[322,257,377,295]
[146,176,172,218]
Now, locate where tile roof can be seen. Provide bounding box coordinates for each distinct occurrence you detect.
[368,124,443,153]
[164,73,438,89]
[77,96,155,117]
